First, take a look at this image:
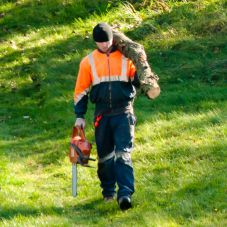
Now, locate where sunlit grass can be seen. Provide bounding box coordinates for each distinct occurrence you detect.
[0,0,226,226]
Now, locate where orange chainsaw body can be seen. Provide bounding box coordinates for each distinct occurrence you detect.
[69,126,92,165]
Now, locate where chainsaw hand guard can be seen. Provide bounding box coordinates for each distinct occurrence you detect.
[69,126,95,166]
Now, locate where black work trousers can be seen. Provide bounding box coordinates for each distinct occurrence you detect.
[95,112,136,199]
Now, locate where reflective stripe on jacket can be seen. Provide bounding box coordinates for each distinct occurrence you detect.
[74,49,136,117]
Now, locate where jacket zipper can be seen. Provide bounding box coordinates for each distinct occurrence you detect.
[107,53,112,109]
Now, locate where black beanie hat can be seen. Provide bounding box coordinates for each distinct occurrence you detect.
[93,22,113,42]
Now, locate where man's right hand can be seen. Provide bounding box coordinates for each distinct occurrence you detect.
[75,118,85,128]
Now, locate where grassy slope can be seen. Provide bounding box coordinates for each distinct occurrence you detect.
[0,0,226,226]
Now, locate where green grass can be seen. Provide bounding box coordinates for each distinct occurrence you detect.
[0,0,227,226]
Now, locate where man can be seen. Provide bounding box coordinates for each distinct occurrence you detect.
[74,22,140,211]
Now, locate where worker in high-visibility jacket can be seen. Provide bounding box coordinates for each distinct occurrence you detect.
[74,22,140,211]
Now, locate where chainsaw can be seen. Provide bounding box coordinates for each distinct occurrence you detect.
[69,126,95,197]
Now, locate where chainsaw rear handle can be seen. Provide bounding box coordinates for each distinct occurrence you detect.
[72,126,86,140]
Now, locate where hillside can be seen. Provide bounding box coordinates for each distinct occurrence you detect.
[0,0,226,226]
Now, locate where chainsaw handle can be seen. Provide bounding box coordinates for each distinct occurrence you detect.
[72,126,86,140]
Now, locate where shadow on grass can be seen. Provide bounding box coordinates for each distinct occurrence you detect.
[134,141,226,225]
[155,166,226,223]
[0,163,226,226]
[0,0,112,40]
[0,1,226,225]
[0,206,63,221]
[126,0,227,84]
[0,198,118,224]
[0,82,226,163]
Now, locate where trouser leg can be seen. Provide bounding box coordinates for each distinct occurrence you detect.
[95,116,116,197]
[111,113,136,199]
[98,158,116,197]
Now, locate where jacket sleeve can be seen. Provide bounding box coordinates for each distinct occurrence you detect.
[127,60,140,88]
[74,57,92,118]
[132,71,140,88]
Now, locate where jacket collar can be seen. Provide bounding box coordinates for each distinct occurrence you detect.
[97,45,117,54]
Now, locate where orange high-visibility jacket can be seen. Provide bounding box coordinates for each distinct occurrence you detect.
[74,48,138,117]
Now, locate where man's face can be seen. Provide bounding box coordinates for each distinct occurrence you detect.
[95,39,113,53]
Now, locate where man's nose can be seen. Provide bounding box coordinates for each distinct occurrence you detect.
[101,42,108,48]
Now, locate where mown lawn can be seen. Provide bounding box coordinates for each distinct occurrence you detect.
[0,0,226,226]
